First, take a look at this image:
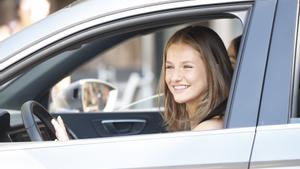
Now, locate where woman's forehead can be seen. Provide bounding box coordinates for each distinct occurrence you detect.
[166,43,201,63]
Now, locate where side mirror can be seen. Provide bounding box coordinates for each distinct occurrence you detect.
[51,79,118,112]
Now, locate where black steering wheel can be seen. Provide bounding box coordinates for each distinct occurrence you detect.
[21,100,77,141]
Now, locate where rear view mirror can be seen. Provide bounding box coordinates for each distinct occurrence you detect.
[50,79,118,112]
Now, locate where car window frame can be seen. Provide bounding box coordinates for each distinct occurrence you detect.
[257,0,299,125]
[226,0,278,128]
[0,3,256,129]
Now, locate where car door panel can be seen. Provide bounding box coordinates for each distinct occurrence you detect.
[250,124,300,169]
[54,112,165,138]
[0,127,255,169]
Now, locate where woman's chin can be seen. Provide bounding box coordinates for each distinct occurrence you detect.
[174,98,187,104]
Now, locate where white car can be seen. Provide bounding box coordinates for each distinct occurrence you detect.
[0,0,299,168]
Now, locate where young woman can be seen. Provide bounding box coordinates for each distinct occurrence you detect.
[160,25,233,132]
[51,25,233,140]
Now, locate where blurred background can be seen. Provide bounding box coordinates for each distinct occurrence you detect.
[0,0,75,41]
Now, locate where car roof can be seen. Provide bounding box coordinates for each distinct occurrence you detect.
[0,0,174,60]
[0,0,251,68]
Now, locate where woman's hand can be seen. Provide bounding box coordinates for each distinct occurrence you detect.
[51,116,70,141]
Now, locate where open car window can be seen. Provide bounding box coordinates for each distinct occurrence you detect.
[49,18,244,113]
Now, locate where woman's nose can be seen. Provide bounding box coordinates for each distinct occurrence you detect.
[171,69,183,81]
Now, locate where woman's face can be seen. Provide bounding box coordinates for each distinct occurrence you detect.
[165,42,208,107]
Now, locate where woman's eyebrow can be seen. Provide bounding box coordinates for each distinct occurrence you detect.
[181,61,194,64]
[166,60,193,63]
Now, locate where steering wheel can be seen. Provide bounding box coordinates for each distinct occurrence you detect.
[21,100,77,141]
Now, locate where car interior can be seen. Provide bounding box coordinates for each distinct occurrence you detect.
[0,12,245,142]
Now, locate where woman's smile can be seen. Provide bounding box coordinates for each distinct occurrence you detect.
[173,85,190,90]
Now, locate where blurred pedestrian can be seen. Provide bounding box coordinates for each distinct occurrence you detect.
[0,0,51,41]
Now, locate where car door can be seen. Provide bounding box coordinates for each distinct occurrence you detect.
[249,0,300,168]
[0,0,277,168]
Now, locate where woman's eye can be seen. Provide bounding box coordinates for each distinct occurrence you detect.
[165,65,173,69]
[184,65,193,69]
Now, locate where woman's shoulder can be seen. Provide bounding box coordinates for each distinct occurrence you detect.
[192,117,224,131]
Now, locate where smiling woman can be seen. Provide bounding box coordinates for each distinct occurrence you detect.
[160,25,233,132]
[51,25,235,140]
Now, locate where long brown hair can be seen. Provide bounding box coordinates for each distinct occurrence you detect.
[159,25,233,131]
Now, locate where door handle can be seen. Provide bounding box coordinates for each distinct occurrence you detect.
[101,119,146,136]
